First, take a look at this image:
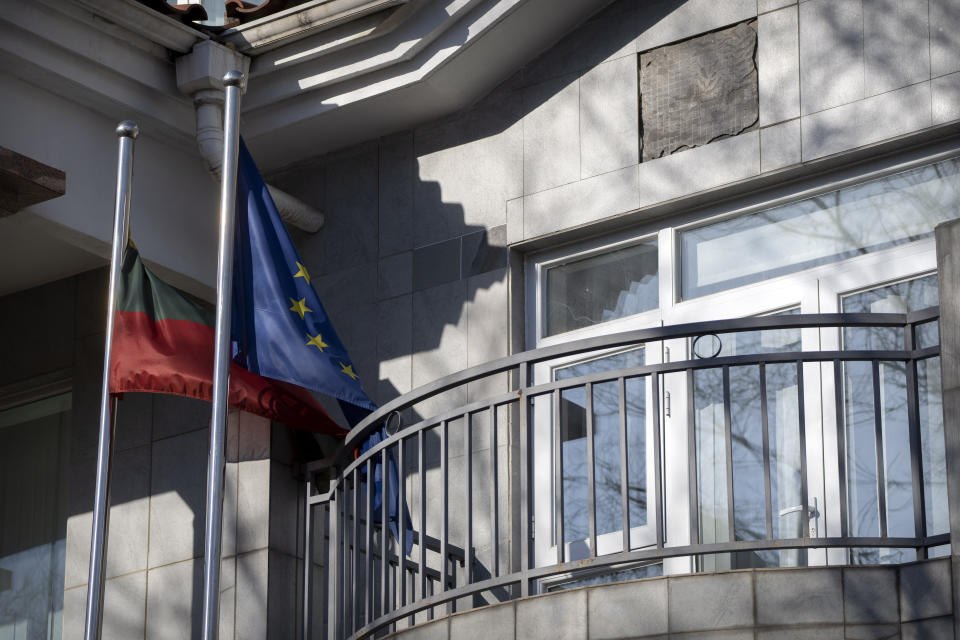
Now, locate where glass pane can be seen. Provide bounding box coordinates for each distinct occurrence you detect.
[767,363,804,568]
[560,386,588,544]
[681,158,960,299]
[555,350,647,548]
[545,240,658,336]
[694,368,729,552]
[730,366,764,542]
[0,392,71,640]
[844,360,880,538]
[842,274,939,350]
[919,357,948,535]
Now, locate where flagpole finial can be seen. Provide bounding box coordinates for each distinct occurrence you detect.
[116,121,139,139]
[223,70,246,90]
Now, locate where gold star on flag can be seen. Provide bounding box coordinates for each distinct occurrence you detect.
[339,361,359,380]
[293,261,311,285]
[306,332,328,351]
[289,297,312,319]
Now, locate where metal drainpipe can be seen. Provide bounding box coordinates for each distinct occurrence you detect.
[193,89,325,233]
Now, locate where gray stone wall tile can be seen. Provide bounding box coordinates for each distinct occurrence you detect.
[379,251,413,299]
[102,571,147,640]
[151,394,209,442]
[412,280,469,417]
[321,144,379,274]
[380,132,415,257]
[267,550,297,640]
[930,0,960,78]
[413,238,460,292]
[900,558,952,621]
[844,567,899,624]
[522,74,580,195]
[588,578,667,639]
[760,119,802,172]
[377,294,413,404]
[62,586,85,640]
[580,56,639,179]
[863,0,930,97]
[0,276,74,387]
[756,627,844,640]
[75,267,107,339]
[506,197,523,245]
[843,623,902,639]
[268,462,299,558]
[237,458,270,554]
[636,131,760,209]
[668,572,753,632]
[760,0,797,13]
[672,629,754,640]
[462,227,507,279]
[146,558,202,640]
[223,460,238,558]
[449,602,513,639]
[219,557,236,640]
[517,589,586,640]
[115,392,152,452]
[759,5,800,126]
[756,568,843,625]
[520,1,638,88]
[801,81,932,160]
[636,0,757,53]
[523,165,639,240]
[901,616,954,640]
[236,549,269,640]
[148,428,207,567]
[799,0,865,114]
[238,411,271,461]
[466,269,510,402]
[933,72,960,124]
[415,112,520,248]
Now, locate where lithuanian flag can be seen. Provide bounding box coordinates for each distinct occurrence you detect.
[108,243,345,436]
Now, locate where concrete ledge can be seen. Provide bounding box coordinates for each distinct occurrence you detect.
[384,558,956,640]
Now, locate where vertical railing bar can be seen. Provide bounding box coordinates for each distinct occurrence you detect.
[335,481,345,640]
[440,420,450,615]
[722,366,735,543]
[835,359,849,538]
[302,477,313,640]
[464,411,474,599]
[418,430,427,606]
[687,368,700,545]
[759,363,773,541]
[380,447,389,622]
[518,363,531,598]
[651,372,664,549]
[586,382,597,557]
[398,435,407,617]
[553,388,565,564]
[905,323,927,557]
[618,377,630,553]
[490,404,500,579]
[872,359,888,538]
[797,360,809,539]
[352,468,361,635]
[365,460,373,629]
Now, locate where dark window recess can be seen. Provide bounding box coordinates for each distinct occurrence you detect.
[639,21,759,162]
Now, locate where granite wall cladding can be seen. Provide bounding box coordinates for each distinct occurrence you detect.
[640,21,759,160]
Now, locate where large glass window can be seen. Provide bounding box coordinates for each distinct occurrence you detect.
[680,157,960,299]
[544,240,658,336]
[0,391,71,639]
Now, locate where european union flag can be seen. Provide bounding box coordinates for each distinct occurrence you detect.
[231,139,411,553]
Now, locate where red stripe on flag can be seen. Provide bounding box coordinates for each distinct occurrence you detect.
[109,310,346,436]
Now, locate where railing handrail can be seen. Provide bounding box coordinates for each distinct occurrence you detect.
[326,308,940,469]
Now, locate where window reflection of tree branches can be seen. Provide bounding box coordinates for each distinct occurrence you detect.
[840,275,943,565]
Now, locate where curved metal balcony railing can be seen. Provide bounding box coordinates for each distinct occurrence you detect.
[300,309,947,639]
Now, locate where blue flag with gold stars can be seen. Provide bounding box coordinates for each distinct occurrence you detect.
[231,139,412,553]
[231,140,376,415]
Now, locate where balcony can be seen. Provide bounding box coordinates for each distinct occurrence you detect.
[301,309,947,639]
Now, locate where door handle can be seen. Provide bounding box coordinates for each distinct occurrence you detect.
[778,497,819,537]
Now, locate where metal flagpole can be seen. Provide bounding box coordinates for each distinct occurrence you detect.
[201,69,245,640]
[83,120,139,640]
